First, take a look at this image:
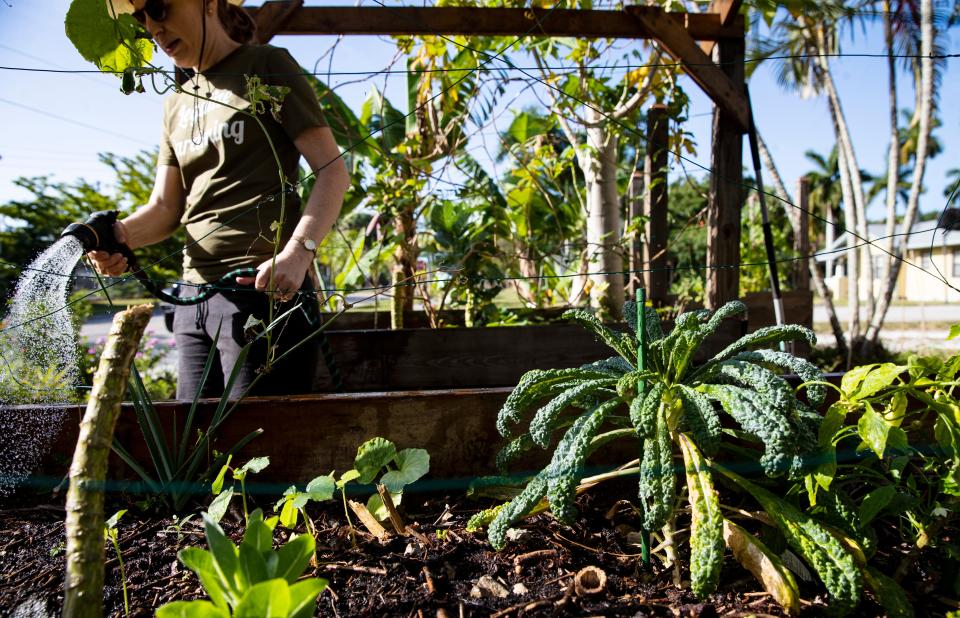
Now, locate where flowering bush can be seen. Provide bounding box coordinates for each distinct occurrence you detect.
[80,329,177,400]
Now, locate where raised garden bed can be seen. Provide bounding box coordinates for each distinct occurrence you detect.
[313,291,813,391]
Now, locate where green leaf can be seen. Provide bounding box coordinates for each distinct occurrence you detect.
[234,579,290,618]
[366,491,402,521]
[212,457,232,495]
[241,516,273,555]
[819,404,846,446]
[337,469,361,488]
[178,547,230,610]
[275,534,315,584]
[858,486,897,526]
[948,323,960,340]
[203,515,240,599]
[238,542,269,589]
[853,364,904,401]
[858,403,891,458]
[236,456,270,479]
[380,448,430,493]
[840,364,877,399]
[305,474,336,501]
[156,600,229,618]
[105,509,127,530]
[207,488,234,525]
[278,497,299,529]
[65,0,152,72]
[288,579,328,618]
[354,437,397,484]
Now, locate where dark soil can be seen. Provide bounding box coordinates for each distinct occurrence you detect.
[0,482,952,617]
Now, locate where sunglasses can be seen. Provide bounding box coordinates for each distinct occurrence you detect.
[132,0,169,24]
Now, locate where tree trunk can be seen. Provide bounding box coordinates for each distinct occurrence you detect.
[879,0,901,292]
[583,109,624,319]
[818,55,874,323]
[824,97,860,346]
[63,305,152,618]
[756,131,798,239]
[865,0,934,348]
[391,201,417,328]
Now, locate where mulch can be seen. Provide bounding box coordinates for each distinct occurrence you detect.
[0,480,951,617]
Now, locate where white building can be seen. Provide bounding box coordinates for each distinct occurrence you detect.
[819,219,960,303]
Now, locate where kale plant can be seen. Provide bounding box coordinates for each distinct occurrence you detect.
[478,300,875,612]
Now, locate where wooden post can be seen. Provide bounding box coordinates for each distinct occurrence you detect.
[705,38,745,310]
[644,104,669,307]
[627,171,644,297]
[794,177,811,291]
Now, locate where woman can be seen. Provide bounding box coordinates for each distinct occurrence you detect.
[90,0,350,399]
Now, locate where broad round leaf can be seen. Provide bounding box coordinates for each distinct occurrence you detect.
[354,437,397,484]
[305,474,336,501]
[380,448,430,493]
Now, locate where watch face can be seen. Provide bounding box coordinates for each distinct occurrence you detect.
[302,238,317,252]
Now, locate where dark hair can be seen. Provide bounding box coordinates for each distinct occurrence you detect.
[216,0,257,44]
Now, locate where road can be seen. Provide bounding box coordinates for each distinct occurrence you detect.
[813,303,959,352]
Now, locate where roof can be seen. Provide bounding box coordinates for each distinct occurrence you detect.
[818,217,960,261]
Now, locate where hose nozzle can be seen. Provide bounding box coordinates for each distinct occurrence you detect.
[61,210,126,254]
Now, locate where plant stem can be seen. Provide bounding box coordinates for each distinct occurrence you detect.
[64,305,152,618]
[109,534,130,617]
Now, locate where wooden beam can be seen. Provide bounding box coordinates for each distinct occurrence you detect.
[643,104,670,306]
[627,5,749,132]
[699,0,743,56]
[244,5,743,40]
[252,0,304,45]
[705,37,745,309]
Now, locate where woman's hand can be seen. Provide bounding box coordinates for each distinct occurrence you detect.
[86,221,129,276]
[235,245,313,302]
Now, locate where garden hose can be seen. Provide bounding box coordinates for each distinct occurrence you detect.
[62,210,344,391]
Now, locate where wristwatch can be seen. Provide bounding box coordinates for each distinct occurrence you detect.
[292,235,318,254]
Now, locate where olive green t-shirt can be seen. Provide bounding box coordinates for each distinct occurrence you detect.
[158,44,327,283]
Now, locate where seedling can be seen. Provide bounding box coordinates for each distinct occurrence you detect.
[208,456,271,524]
[104,509,129,617]
[155,509,326,618]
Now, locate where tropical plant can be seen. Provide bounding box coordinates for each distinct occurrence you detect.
[472,299,855,610]
[806,341,960,598]
[112,303,310,512]
[155,509,327,618]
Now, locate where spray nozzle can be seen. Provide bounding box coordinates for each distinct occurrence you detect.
[61,210,128,255]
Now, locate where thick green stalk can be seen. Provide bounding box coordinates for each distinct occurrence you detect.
[63,305,152,618]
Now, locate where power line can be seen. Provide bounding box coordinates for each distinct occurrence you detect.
[1,52,957,78]
[0,97,154,147]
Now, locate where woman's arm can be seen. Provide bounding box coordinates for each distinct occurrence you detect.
[238,126,349,297]
[88,164,185,276]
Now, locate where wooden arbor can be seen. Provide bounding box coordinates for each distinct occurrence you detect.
[247,1,748,309]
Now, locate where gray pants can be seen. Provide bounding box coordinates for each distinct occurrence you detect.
[173,283,320,400]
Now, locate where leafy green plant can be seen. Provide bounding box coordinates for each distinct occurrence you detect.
[804,347,960,608]
[275,474,336,539]
[110,325,261,512]
[105,509,130,617]
[475,299,882,612]
[156,510,326,618]
[346,437,430,520]
[208,456,271,524]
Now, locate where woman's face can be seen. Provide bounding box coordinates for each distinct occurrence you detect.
[133,0,210,69]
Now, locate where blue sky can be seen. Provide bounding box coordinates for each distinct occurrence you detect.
[0,1,957,226]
